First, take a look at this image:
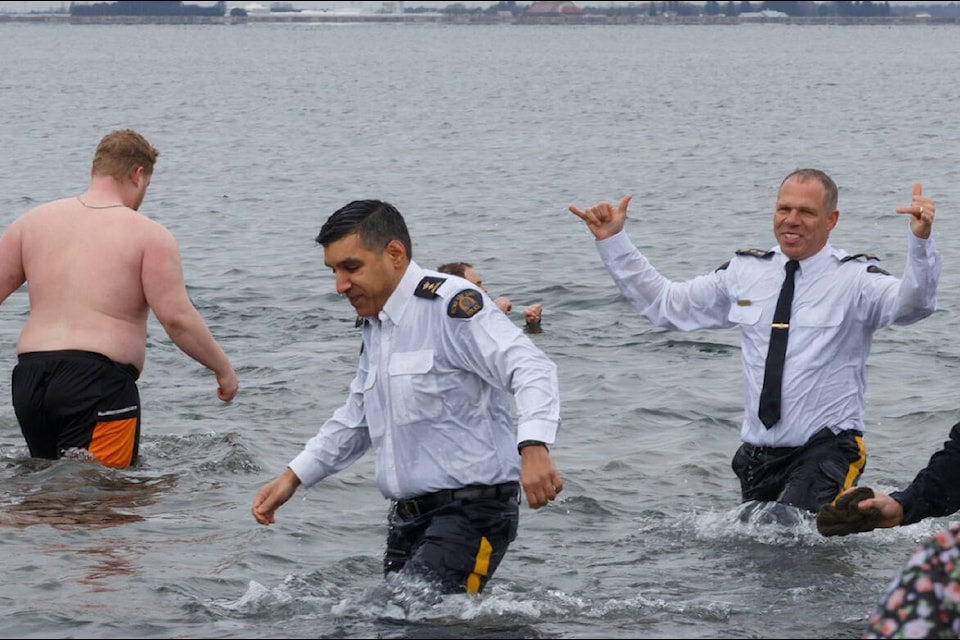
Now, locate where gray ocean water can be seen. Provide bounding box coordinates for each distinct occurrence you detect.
[2,19,960,639]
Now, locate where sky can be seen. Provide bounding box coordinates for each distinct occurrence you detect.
[0,0,931,13]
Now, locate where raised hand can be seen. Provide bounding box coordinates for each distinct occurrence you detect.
[569,194,633,241]
[895,182,935,239]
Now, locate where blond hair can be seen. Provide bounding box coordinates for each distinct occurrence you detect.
[91,129,159,181]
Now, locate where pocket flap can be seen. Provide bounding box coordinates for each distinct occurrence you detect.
[388,350,434,375]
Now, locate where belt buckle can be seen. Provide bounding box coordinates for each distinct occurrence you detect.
[398,498,421,518]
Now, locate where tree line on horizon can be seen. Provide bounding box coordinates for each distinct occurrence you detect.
[420,1,960,18]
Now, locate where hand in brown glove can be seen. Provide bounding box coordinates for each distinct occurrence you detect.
[816,486,882,537]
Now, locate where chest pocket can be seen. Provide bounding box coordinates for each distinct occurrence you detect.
[387,350,442,425]
[792,305,844,328]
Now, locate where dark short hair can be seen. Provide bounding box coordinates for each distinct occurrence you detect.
[781,168,838,211]
[437,261,473,278]
[315,199,413,259]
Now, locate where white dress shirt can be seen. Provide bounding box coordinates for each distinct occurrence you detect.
[596,229,941,447]
[289,260,561,500]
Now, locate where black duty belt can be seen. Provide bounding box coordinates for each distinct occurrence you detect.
[742,427,862,459]
[741,442,799,458]
[395,481,519,518]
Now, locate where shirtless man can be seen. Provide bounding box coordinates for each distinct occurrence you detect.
[0,129,238,468]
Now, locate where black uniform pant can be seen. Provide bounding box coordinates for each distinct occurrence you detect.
[732,427,866,513]
[384,481,519,594]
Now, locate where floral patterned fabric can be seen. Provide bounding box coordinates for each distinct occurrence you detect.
[864,522,960,638]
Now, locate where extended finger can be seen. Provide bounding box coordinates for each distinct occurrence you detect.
[895,201,934,217]
[569,204,604,225]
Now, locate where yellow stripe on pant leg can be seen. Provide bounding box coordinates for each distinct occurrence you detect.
[840,434,867,492]
[465,536,493,594]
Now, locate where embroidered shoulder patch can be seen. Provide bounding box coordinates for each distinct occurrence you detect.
[867,264,891,276]
[415,275,446,299]
[448,289,484,318]
[841,253,880,264]
[735,248,774,259]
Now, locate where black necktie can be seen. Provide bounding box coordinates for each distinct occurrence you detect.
[758,260,800,429]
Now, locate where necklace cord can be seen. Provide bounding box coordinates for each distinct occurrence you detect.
[76,196,125,210]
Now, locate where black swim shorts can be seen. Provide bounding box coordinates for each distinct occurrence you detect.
[13,349,141,467]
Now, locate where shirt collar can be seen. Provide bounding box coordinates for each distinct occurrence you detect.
[378,260,423,325]
[775,242,834,279]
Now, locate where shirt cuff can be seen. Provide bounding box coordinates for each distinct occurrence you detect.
[907,229,936,257]
[596,230,635,261]
[288,450,327,488]
[517,418,560,447]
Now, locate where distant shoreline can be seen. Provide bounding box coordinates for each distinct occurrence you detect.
[1,13,958,26]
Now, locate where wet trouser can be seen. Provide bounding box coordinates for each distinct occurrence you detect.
[732,427,866,513]
[13,350,141,468]
[385,481,520,594]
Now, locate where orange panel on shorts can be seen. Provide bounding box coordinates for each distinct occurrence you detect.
[88,418,137,467]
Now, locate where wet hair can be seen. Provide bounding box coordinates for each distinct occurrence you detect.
[315,199,413,259]
[436,261,473,278]
[781,168,838,212]
[91,129,159,181]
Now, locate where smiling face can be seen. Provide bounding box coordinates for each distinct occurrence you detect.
[323,232,406,318]
[774,175,839,261]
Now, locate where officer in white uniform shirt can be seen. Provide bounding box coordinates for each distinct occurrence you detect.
[569,169,940,515]
[253,199,563,595]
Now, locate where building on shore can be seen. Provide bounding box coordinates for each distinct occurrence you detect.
[527,1,582,16]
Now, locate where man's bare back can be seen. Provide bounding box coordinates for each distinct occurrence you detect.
[3,196,174,371]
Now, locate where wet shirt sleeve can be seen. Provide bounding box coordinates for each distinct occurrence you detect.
[595,230,734,331]
[288,344,372,488]
[444,299,561,446]
[860,231,941,329]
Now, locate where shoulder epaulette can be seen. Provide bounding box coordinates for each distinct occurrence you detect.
[841,253,880,264]
[735,248,775,259]
[867,264,891,276]
[415,275,446,299]
[719,248,772,271]
[448,289,484,318]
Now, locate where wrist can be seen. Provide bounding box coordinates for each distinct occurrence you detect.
[517,440,548,454]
